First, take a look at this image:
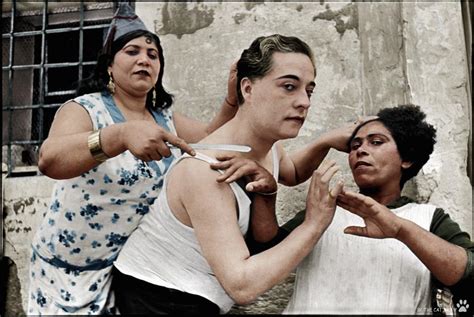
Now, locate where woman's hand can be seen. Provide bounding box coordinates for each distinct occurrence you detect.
[118,120,195,161]
[210,154,277,194]
[336,190,404,239]
[304,160,343,230]
[225,60,238,107]
[320,116,378,153]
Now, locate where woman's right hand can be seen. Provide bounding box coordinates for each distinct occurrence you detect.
[119,120,195,161]
[210,154,277,194]
[304,159,343,231]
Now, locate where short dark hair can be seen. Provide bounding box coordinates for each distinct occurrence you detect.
[77,30,173,110]
[236,34,315,105]
[349,104,437,188]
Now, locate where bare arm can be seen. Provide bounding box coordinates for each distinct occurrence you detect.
[337,190,468,286]
[209,154,280,243]
[39,102,194,179]
[279,119,376,186]
[173,159,342,304]
[278,139,330,186]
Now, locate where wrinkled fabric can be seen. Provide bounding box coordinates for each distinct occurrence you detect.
[284,203,436,315]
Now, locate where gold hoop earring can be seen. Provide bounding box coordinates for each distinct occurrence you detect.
[107,71,115,94]
[152,86,157,107]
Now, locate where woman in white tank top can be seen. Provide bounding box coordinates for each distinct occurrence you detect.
[113,34,353,314]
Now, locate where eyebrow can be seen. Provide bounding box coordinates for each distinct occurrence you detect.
[275,74,316,87]
[123,44,158,53]
[351,133,390,143]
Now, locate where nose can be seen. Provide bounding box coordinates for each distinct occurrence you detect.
[356,142,369,157]
[295,89,311,110]
[137,52,151,66]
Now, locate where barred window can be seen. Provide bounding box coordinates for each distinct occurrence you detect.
[1,1,128,177]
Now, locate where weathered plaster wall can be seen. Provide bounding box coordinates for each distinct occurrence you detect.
[2,175,55,315]
[402,2,472,230]
[3,1,471,315]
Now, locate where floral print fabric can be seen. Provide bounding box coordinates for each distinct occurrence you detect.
[28,91,179,314]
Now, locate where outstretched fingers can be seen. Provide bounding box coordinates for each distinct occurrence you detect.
[328,180,344,202]
[337,191,376,217]
[313,160,341,202]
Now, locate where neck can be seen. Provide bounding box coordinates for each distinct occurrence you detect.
[202,109,276,162]
[359,186,401,205]
[112,88,148,113]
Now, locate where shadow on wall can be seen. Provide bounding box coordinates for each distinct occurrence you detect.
[1,257,26,317]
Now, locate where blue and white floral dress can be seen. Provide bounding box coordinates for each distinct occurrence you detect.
[28,91,180,315]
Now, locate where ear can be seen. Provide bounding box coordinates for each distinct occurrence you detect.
[240,77,253,101]
[401,161,413,170]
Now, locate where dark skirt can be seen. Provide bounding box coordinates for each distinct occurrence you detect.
[112,267,220,315]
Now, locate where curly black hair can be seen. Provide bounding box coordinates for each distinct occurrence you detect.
[349,104,437,188]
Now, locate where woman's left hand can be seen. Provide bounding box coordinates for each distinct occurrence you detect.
[336,190,404,239]
[210,154,277,194]
[320,116,378,153]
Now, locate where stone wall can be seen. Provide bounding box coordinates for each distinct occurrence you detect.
[2,1,471,315]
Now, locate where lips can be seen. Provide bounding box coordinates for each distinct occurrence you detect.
[286,116,305,124]
[354,161,372,169]
[134,70,150,76]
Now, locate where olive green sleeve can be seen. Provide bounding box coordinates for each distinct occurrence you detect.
[281,209,306,233]
[430,208,474,281]
[245,209,305,254]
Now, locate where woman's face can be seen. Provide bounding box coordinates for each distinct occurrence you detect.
[108,35,160,97]
[242,52,316,141]
[348,121,411,192]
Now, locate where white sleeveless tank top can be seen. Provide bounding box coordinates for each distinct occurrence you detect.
[115,147,280,313]
[284,202,436,315]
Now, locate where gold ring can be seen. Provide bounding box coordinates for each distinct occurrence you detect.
[328,191,336,200]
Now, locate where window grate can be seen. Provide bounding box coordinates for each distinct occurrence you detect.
[1,1,122,176]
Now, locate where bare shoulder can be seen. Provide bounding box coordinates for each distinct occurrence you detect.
[170,157,230,193]
[47,101,93,137]
[168,156,236,209]
[53,100,91,125]
[56,100,90,117]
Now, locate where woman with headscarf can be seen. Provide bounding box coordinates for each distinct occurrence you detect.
[28,3,238,315]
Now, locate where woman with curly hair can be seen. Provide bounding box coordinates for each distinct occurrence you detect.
[277,104,473,314]
[231,104,473,314]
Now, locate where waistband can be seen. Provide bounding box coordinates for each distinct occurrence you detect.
[32,246,117,272]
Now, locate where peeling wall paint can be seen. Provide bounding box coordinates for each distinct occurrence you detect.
[313,3,358,37]
[233,12,251,25]
[3,2,471,315]
[156,2,214,39]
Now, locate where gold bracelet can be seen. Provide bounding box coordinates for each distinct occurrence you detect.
[87,129,110,163]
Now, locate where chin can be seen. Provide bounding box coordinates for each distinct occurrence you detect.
[353,175,372,189]
[284,127,303,139]
[132,83,153,92]
[278,133,298,141]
